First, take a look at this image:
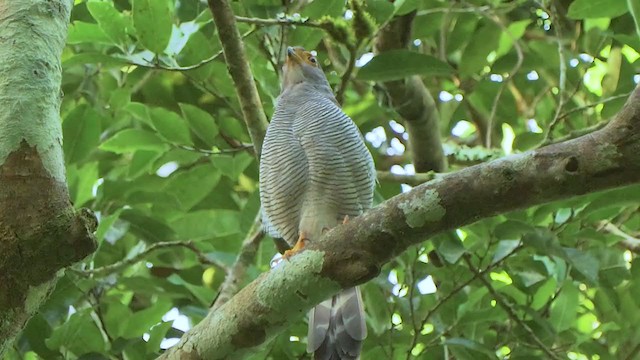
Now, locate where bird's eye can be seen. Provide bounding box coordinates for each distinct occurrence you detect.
[309,57,317,64]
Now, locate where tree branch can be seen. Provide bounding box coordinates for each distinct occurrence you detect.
[158,85,640,359]
[376,171,439,186]
[374,12,447,173]
[211,225,265,311]
[208,0,269,156]
[79,241,227,277]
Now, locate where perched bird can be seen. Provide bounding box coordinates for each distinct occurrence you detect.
[259,46,376,360]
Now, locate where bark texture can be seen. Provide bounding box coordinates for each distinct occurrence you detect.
[208,0,269,156]
[158,85,640,359]
[374,12,447,173]
[0,0,97,354]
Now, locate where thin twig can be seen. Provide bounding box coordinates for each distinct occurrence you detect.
[556,92,631,121]
[376,170,440,186]
[176,144,254,156]
[235,15,325,29]
[81,241,226,277]
[542,2,568,144]
[463,255,562,360]
[211,221,265,311]
[209,0,269,156]
[598,221,640,253]
[335,46,357,105]
[478,7,524,148]
[417,245,523,332]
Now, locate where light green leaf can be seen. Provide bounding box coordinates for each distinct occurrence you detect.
[100,129,168,153]
[568,0,629,19]
[132,0,173,53]
[460,23,501,76]
[171,210,241,240]
[63,104,101,164]
[496,20,531,57]
[549,281,579,332]
[210,152,254,180]
[180,103,219,146]
[86,1,130,45]
[67,21,111,45]
[150,107,193,145]
[357,50,452,81]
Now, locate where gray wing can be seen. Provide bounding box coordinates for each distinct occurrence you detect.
[259,102,309,245]
[292,97,375,224]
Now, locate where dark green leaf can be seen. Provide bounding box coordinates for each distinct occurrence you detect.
[63,105,101,164]
[357,50,452,81]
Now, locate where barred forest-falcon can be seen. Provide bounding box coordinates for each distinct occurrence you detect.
[259,46,376,360]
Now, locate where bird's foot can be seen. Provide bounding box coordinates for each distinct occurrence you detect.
[283,234,307,261]
[343,215,350,225]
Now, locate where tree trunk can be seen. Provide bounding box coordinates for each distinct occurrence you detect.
[0,0,97,354]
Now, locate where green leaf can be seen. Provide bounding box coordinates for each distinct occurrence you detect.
[63,105,101,164]
[146,322,172,353]
[67,162,99,207]
[460,22,501,76]
[435,231,466,264]
[167,274,216,306]
[62,53,130,68]
[164,164,222,210]
[444,338,496,359]
[45,310,106,355]
[496,20,531,57]
[210,152,254,180]
[150,107,193,145]
[567,0,629,19]
[121,209,176,243]
[86,1,130,45]
[122,298,173,337]
[180,103,219,146]
[563,248,600,284]
[132,0,173,53]
[357,50,452,81]
[549,281,579,332]
[100,129,168,153]
[67,22,111,45]
[170,210,241,240]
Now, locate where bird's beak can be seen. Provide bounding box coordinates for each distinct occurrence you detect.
[286,46,304,67]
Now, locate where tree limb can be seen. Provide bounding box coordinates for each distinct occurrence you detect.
[374,12,447,173]
[0,0,97,354]
[208,0,269,156]
[211,225,265,311]
[158,84,640,359]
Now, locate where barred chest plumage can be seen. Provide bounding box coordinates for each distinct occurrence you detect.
[259,82,375,247]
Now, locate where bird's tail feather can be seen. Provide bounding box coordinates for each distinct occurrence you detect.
[307,287,367,360]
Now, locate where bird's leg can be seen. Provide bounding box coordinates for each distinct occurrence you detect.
[283,232,307,261]
[342,215,350,224]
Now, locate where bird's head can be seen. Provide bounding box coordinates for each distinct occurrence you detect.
[282,46,330,90]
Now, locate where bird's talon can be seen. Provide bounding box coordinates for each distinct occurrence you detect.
[283,236,307,261]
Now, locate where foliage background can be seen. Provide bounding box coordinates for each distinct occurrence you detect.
[6,0,640,359]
